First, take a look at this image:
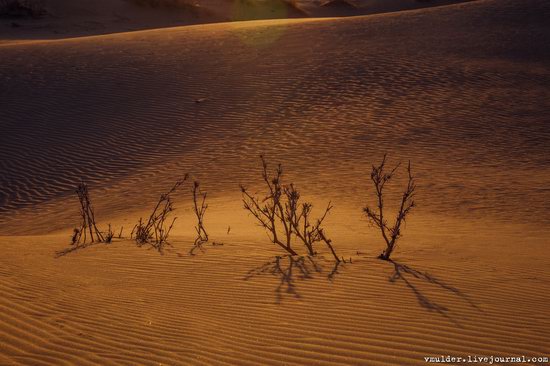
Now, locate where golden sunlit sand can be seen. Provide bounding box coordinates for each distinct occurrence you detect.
[1,0,549,365]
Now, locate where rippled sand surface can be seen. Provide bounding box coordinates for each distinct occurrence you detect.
[0,0,549,365]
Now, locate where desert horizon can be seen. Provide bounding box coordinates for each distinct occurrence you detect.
[1,0,549,365]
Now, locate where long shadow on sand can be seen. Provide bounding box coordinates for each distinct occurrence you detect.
[389,260,481,325]
[55,239,164,257]
[55,242,106,257]
[244,255,345,304]
[186,241,225,256]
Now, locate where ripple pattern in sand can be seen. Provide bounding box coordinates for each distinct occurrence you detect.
[1,0,549,233]
[0,235,549,365]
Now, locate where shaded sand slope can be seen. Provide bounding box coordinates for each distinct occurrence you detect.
[1,0,549,234]
[0,0,470,41]
[0,0,221,41]
[306,0,473,17]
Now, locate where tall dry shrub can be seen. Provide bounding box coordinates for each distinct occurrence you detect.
[364,155,416,260]
[241,155,340,261]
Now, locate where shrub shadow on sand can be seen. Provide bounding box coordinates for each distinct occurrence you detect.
[389,260,481,325]
[55,242,103,258]
[244,255,345,304]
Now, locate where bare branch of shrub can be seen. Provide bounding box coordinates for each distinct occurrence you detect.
[283,184,339,261]
[134,175,188,253]
[241,155,340,260]
[364,154,416,260]
[72,181,105,245]
[241,155,297,256]
[317,228,341,262]
[69,181,122,249]
[192,180,209,246]
[105,224,115,244]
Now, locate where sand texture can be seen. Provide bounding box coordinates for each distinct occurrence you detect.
[0,0,549,364]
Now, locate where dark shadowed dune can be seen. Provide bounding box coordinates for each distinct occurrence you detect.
[0,0,473,40]
[315,0,360,17]
[231,0,308,20]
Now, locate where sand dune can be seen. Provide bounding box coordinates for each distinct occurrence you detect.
[0,0,220,41]
[1,0,550,364]
[0,0,472,40]
[306,0,473,17]
[1,0,549,233]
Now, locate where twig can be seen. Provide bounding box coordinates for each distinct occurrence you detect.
[192,181,209,247]
[241,155,340,260]
[364,155,416,260]
[134,175,188,252]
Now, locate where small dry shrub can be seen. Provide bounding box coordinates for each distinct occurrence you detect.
[132,175,188,253]
[192,181,209,246]
[71,181,119,246]
[364,154,416,260]
[241,155,340,261]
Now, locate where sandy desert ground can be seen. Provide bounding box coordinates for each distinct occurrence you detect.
[1,0,550,365]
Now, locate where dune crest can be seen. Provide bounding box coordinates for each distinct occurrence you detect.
[0,0,472,40]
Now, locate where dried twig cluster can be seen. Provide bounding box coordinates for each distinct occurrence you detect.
[132,175,188,253]
[192,181,209,246]
[241,156,340,261]
[71,181,116,245]
[364,154,416,260]
[67,153,417,262]
[69,174,216,255]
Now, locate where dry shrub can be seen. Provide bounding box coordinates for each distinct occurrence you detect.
[71,181,118,245]
[364,154,416,260]
[105,224,115,244]
[192,181,209,246]
[72,181,104,245]
[241,155,340,261]
[132,175,188,252]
